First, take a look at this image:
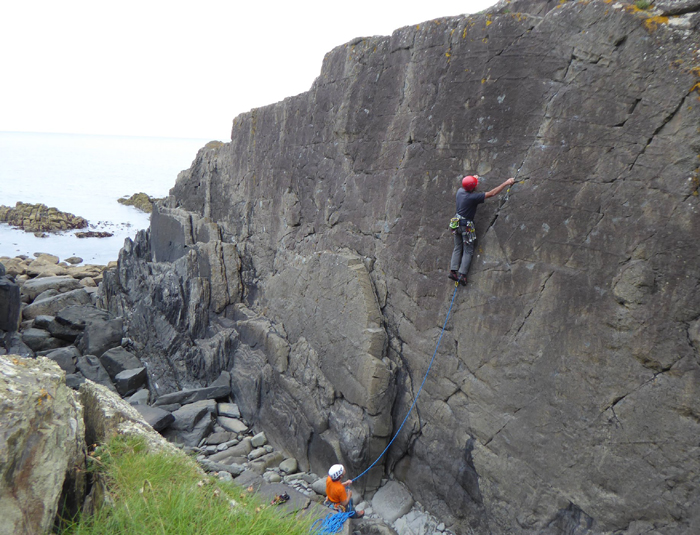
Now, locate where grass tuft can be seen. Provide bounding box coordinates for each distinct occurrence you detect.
[60,435,315,535]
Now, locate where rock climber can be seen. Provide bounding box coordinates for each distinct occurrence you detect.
[449,174,515,285]
[325,464,364,518]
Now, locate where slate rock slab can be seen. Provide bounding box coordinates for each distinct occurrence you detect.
[100,346,142,380]
[133,404,175,432]
[153,371,231,406]
[0,276,21,332]
[21,327,69,352]
[76,355,116,392]
[45,346,81,374]
[76,316,123,358]
[161,399,216,447]
[114,367,147,397]
[22,288,91,320]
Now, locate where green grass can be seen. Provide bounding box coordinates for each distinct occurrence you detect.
[635,0,651,9]
[60,435,315,535]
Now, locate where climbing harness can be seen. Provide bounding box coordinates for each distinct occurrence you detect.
[449,215,476,243]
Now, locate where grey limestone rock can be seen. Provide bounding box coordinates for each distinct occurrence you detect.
[161,399,217,447]
[76,315,123,358]
[114,366,147,396]
[133,404,175,432]
[127,388,150,405]
[153,370,231,406]
[372,481,415,525]
[45,346,81,374]
[21,327,69,352]
[100,346,142,380]
[76,355,116,392]
[21,275,82,301]
[251,431,267,448]
[22,288,91,320]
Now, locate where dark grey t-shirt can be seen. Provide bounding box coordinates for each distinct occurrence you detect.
[455,189,485,220]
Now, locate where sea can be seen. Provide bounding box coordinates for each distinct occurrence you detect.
[0,132,211,265]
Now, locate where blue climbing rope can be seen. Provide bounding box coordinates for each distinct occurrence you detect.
[353,283,460,482]
[311,511,355,534]
[310,284,459,534]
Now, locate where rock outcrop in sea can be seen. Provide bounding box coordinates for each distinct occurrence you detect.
[0,202,88,234]
[3,1,700,533]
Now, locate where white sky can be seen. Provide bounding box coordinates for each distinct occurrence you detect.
[1,1,499,141]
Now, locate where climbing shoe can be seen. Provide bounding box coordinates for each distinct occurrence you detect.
[353,510,365,519]
[458,273,467,286]
[448,270,459,282]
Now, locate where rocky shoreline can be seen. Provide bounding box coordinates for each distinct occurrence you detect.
[0,252,454,535]
[0,202,88,234]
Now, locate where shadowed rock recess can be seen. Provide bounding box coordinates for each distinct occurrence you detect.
[100,1,700,533]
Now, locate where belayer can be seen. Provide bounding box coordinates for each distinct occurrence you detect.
[325,464,364,518]
[449,174,515,285]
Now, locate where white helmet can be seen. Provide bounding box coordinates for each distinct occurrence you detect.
[328,464,344,481]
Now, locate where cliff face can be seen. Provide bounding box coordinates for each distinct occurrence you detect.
[102,1,700,533]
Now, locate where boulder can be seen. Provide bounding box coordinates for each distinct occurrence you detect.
[205,431,236,445]
[208,437,252,463]
[247,451,285,475]
[45,346,81,374]
[65,256,83,265]
[22,288,91,320]
[33,289,60,303]
[99,346,142,380]
[55,305,111,330]
[133,404,175,432]
[76,316,123,358]
[251,431,267,448]
[161,399,217,447]
[127,388,150,406]
[217,402,240,418]
[199,460,246,476]
[153,370,231,406]
[217,416,248,434]
[76,355,116,392]
[372,481,414,525]
[3,332,34,357]
[33,315,54,329]
[279,458,298,475]
[21,327,69,352]
[21,275,82,301]
[0,276,21,332]
[0,355,85,535]
[114,367,147,396]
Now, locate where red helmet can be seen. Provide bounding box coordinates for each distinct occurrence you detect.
[462,175,478,191]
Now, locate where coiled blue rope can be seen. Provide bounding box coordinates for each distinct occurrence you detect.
[311,511,355,534]
[311,284,459,534]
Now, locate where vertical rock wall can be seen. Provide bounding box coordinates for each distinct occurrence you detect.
[103,1,700,533]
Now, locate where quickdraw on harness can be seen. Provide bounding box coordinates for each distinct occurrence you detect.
[449,214,476,243]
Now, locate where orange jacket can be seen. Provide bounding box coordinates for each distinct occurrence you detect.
[326,476,348,505]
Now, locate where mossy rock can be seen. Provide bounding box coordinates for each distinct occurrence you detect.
[117,193,163,214]
[0,202,87,233]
